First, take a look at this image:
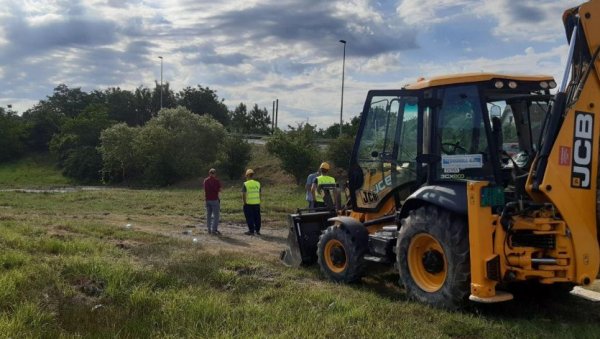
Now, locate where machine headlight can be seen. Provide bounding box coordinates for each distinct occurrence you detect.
[508,81,518,89]
[494,81,504,89]
[540,81,549,89]
[549,81,557,89]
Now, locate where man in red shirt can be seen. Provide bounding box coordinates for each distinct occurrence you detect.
[203,168,222,235]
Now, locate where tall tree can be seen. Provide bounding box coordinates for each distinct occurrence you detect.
[133,86,154,125]
[177,85,230,125]
[318,115,360,139]
[229,102,249,133]
[21,103,65,152]
[151,81,177,114]
[0,107,27,162]
[95,87,140,126]
[50,104,114,181]
[248,104,271,134]
[46,84,91,118]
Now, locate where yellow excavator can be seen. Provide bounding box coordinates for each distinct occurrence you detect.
[281,0,600,308]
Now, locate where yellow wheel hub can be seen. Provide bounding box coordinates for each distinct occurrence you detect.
[324,239,347,273]
[408,233,447,292]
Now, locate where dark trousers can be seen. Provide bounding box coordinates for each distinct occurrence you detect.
[243,204,261,233]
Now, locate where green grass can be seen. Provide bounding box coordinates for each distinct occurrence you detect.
[1,151,600,337]
[0,154,71,188]
[1,188,600,337]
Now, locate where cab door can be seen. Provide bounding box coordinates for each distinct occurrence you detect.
[349,90,422,212]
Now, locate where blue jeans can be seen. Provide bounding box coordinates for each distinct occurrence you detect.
[243,204,261,233]
[206,200,220,232]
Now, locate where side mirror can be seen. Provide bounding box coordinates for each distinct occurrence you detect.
[371,150,379,158]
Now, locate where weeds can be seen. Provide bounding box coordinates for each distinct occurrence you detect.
[1,157,599,337]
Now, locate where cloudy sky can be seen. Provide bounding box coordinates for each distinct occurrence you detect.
[0,0,582,128]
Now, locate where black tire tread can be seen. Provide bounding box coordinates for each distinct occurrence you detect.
[397,205,470,309]
[317,225,367,283]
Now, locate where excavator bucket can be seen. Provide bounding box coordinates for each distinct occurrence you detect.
[280,210,336,267]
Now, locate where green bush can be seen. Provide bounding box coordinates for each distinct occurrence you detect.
[266,124,320,185]
[61,146,103,182]
[49,105,113,181]
[0,109,27,163]
[99,123,141,182]
[325,135,355,170]
[99,107,226,185]
[218,135,251,179]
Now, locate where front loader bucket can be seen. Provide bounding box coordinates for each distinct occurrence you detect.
[280,210,336,267]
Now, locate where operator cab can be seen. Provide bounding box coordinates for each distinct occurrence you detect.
[348,73,556,213]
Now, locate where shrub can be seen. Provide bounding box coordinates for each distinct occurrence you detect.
[0,109,27,163]
[61,146,103,182]
[266,124,320,185]
[49,105,113,181]
[325,135,355,171]
[98,123,141,182]
[218,135,251,179]
[99,107,226,185]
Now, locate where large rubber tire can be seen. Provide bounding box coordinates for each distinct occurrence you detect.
[317,225,367,283]
[397,205,470,309]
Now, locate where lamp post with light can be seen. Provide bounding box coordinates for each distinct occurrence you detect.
[339,40,346,137]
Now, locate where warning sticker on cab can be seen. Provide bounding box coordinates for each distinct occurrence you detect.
[441,154,483,169]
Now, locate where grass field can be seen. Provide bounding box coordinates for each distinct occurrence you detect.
[1,154,600,337]
[0,154,71,188]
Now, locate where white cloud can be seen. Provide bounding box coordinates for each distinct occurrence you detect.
[473,0,581,42]
[396,0,472,25]
[397,0,581,42]
[0,0,581,129]
[413,45,568,84]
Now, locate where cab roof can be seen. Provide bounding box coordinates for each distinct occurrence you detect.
[403,73,555,90]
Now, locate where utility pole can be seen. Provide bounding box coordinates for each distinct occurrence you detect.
[272,100,275,133]
[158,56,163,110]
[275,99,279,130]
[339,40,347,137]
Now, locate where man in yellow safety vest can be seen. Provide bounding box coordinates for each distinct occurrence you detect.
[311,162,336,209]
[242,168,262,235]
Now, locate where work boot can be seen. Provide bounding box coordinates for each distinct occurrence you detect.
[244,231,254,236]
[213,230,222,236]
[255,231,261,236]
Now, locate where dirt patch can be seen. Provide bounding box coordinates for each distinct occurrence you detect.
[173,221,288,258]
[106,213,289,260]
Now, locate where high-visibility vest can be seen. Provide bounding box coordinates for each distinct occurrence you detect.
[315,175,336,203]
[244,179,261,205]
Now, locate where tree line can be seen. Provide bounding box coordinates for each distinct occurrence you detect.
[0,83,361,186]
[0,83,266,182]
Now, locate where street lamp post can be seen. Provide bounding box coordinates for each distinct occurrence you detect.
[339,40,346,137]
[158,56,163,110]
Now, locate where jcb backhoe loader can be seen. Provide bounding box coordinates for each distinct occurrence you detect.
[281,0,600,308]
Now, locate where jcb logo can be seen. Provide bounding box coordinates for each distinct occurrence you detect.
[571,112,594,189]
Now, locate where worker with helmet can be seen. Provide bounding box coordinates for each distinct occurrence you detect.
[305,167,319,209]
[242,168,262,235]
[311,162,336,209]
